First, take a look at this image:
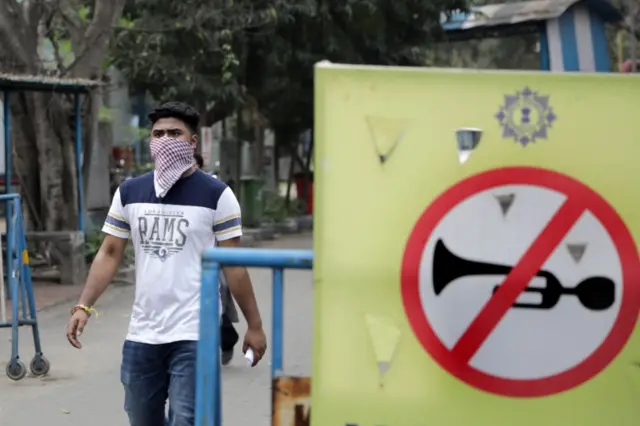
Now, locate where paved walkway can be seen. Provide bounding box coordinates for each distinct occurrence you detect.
[3,282,83,320]
[0,233,313,426]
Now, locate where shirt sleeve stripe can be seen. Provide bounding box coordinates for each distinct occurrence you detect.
[215,226,242,237]
[106,214,131,231]
[102,223,129,238]
[103,222,130,235]
[213,217,242,233]
[214,213,240,225]
[109,212,127,222]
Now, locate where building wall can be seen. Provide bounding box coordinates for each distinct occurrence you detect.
[543,5,611,72]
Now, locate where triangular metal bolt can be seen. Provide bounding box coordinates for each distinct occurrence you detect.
[365,314,401,382]
[365,116,408,165]
[494,193,515,217]
[566,243,587,263]
[378,362,390,375]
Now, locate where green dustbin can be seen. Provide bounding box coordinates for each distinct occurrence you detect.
[239,176,264,228]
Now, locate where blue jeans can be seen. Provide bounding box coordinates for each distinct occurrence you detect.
[121,340,197,426]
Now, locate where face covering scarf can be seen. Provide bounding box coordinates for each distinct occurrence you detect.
[150,137,195,198]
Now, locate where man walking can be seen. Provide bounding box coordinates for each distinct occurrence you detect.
[66,101,267,426]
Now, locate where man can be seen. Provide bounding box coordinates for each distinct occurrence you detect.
[193,152,241,365]
[66,101,267,426]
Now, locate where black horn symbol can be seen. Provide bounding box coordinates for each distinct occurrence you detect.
[432,239,615,311]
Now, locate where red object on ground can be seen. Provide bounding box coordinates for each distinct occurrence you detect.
[620,59,640,72]
[294,174,313,214]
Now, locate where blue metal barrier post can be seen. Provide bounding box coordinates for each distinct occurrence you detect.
[196,248,313,426]
[0,193,49,380]
[6,197,18,369]
[19,208,44,365]
[4,91,11,301]
[197,258,221,426]
[271,267,284,376]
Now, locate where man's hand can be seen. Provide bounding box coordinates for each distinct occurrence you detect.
[219,236,265,366]
[66,234,127,349]
[66,310,89,349]
[243,326,267,367]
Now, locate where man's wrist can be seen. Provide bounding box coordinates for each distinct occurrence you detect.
[247,318,263,330]
[71,304,93,317]
[77,299,94,308]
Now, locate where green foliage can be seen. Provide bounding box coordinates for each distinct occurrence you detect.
[130,125,150,142]
[112,0,469,135]
[77,5,91,23]
[111,0,261,105]
[433,35,540,70]
[84,227,104,263]
[609,0,640,67]
[98,106,114,123]
[246,0,469,134]
[262,191,305,223]
[85,226,134,264]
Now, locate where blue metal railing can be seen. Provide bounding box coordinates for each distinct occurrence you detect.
[0,193,46,380]
[4,92,13,286]
[196,247,313,426]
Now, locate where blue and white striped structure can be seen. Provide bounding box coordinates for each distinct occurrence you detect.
[441,0,622,72]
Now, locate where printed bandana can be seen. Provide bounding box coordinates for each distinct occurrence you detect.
[150,137,195,198]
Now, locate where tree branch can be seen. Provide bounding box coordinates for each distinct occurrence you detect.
[22,0,55,41]
[67,0,126,78]
[114,25,181,33]
[24,0,48,42]
[56,0,85,50]
[0,0,36,71]
[47,34,67,74]
[84,0,122,41]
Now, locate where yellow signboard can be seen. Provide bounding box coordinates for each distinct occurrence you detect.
[312,63,640,426]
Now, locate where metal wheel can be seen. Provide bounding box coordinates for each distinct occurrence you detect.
[6,360,27,381]
[29,355,50,376]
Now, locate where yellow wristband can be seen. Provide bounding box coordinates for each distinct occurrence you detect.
[71,305,98,317]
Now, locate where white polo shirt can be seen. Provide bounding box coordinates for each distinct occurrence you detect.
[102,169,242,344]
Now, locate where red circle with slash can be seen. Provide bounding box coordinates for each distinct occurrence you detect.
[401,166,640,397]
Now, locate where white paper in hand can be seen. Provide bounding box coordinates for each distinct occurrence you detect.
[244,348,254,367]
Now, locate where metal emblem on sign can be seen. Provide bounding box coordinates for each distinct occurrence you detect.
[495,87,557,147]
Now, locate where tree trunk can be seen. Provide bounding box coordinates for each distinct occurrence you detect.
[12,92,84,230]
[0,0,125,231]
[300,134,313,207]
[273,141,280,189]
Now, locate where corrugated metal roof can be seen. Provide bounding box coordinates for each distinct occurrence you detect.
[442,0,622,32]
[0,73,101,93]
